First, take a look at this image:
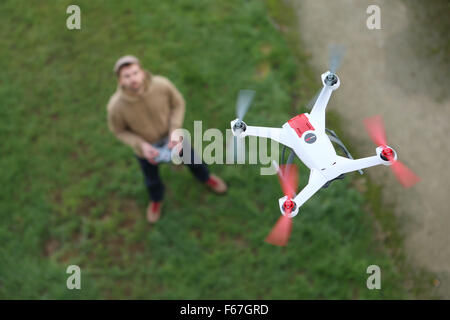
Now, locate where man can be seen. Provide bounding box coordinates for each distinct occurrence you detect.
[107,55,227,223]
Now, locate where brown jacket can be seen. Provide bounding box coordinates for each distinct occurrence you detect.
[107,71,185,157]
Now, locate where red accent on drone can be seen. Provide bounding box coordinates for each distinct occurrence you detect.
[381,148,394,161]
[265,164,299,247]
[283,199,295,211]
[288,114,314,138]
[364,115,420,188]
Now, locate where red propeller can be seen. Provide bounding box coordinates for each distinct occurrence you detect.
[363,115,420,188]
[265,164,299,246]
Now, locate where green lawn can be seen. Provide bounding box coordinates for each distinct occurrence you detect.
[0,0,427,299]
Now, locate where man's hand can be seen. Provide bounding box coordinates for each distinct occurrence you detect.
[167,139,182,150]
[141,142,159,164]
[168,131,183,150]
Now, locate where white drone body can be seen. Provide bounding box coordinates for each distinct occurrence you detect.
[230,71,397,218]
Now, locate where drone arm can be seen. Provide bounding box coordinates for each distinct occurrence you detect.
[292,169,328,208]
[333,155,383,175]
[240,125,292,148]
[308,86,333,131]
[309,71,341,131]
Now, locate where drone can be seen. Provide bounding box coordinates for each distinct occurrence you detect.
[230,47,420,246]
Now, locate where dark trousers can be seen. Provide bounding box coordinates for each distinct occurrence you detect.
[136,146,210,202]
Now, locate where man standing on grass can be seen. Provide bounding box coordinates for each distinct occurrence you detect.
[107,55,227,223]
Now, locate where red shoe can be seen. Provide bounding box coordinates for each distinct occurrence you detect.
[205,174,227,194]
[146,201,162,223]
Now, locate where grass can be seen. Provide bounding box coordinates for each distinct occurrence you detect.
[0,0,432,299]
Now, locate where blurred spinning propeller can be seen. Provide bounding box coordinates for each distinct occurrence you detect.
[363,115,420,188]
[265,163,299,246]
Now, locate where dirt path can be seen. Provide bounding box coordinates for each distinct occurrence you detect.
[291,0,449,297]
